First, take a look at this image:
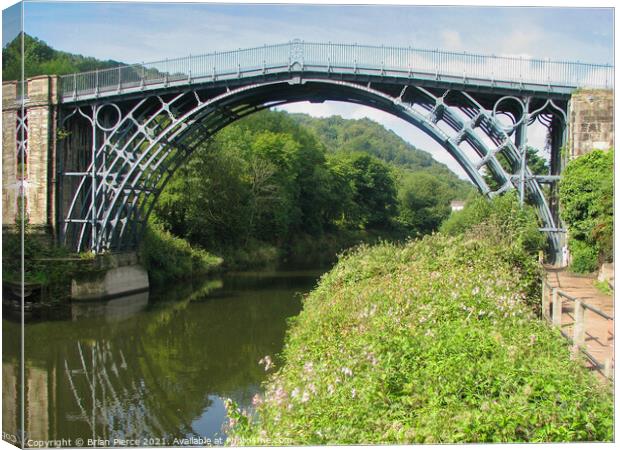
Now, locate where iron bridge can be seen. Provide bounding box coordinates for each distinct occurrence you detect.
[54,40,614,260]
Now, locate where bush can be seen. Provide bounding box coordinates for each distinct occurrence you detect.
[559,149,613,272]
[2,224,88,301]
[440,192,546,256]
[226,228,612,444]
[139,221,222,285]
[568,238,599,273]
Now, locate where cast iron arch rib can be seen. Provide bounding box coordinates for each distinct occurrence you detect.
[60,77,563,257]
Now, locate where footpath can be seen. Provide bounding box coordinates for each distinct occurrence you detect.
[542,266,614,380]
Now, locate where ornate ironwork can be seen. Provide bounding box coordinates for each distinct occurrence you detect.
[59,81,567,259]
[16,107,29,219]
[56,41,582,262]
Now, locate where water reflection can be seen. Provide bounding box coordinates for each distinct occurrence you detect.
[2,269,322,446]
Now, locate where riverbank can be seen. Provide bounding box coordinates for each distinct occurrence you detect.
[212,228,410,271]
[226,224,613,443]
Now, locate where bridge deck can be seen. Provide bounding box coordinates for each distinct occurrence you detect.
[55,41,613,103]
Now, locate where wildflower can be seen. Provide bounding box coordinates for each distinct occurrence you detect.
[252,393,263,406]
[529,334,537,345]
[351,388,357,398]
[291,387,300,398]
[303,361,314,373]
[308,382,317,394]
[259,355,274,371]
[301,391,310,403]
[327,384,335,395]
[341,367,353,377]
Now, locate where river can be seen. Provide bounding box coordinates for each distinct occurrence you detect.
[2,268,324,446]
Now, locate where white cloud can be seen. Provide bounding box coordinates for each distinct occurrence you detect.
[441,30,462,50]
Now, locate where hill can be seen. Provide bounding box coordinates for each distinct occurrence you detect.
[289,113,473,195]
[2,32,124,81]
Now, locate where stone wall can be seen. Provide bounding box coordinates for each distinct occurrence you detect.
[2,75,58,227]
[568,89,614,158]
[2,81,19,226]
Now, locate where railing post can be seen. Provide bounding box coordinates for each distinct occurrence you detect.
[188,54,192,83]
[118,65,122,93]
[603,318,613,378]
[572,300,585,354]
[541,279,548,321]
[73,72,77,98]
[552,288,562,327]
[95,69,99,97]
[164,58,169,86]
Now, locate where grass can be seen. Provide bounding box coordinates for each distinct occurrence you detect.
[593,280,613,296]
[226,226,613,444]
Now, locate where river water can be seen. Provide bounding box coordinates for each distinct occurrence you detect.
[2,268,324,446]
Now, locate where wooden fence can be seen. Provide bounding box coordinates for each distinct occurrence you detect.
[541,277,614,380]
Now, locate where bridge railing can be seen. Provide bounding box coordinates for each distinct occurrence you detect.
[541,275,614,380]
[59,41,614,99]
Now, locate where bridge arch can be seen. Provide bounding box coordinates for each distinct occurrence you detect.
[59,76,564,256]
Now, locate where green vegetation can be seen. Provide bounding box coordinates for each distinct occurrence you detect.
[441,192,546,256]
[2,33,124,80]
[139,221,222,286]
[593,280,613,296]
[483,146,549,191]
[559,149,613,273]
[155,110,473,267]
[226,195,612,443]
[2,224,93,301]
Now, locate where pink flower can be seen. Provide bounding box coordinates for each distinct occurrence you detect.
[252,394,263,406]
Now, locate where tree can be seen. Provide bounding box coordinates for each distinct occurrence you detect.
[330,152,398,229]
[397,171,453,236]
[559,149,613,272]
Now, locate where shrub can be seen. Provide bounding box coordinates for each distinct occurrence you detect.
[568,238,599,274]
[440,192,546,257]
[226,229,612,444]
[139,221,222,285]
[559,149,613,272]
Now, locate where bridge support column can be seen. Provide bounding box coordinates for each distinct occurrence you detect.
[2,76,59,237]
[568,89,614,158]
[2,81,20,227]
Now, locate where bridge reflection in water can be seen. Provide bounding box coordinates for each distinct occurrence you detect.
[2,269,322,445]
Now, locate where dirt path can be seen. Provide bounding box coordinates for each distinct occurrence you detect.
[543,267,614,380]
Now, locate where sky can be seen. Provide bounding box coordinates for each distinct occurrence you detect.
[1,0,615,178]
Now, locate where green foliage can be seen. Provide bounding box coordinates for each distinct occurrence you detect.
[227,227,612,444]
[397,171,453,236]
[440,192,546,257]
[327,152,398,228]
[484,146,549,191]
[139,221,222,286]
[155,110,473,266]
[1,225,90,301]
[567,239,599,274]
[559,149,613,272]
[2,32,124,80]
[593,280,612,296]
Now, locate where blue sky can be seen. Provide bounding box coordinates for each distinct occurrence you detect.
[2,1,615,177]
